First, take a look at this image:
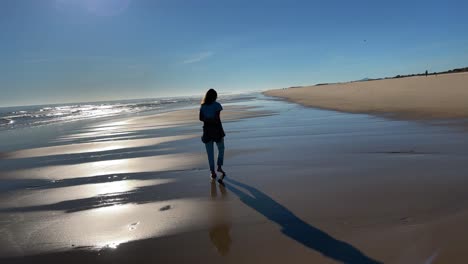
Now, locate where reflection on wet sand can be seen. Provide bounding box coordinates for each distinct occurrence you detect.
[209,182,231,256]
[4,153,205,180]
[0,179,175,209]
[6,135,196,159]
[0,173,202,213]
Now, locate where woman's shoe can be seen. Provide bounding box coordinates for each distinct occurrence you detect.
[217,166,226,178]
[210,171,217,181]
[217,166,226,180]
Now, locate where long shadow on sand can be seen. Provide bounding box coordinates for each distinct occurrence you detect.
[224,178,382,264]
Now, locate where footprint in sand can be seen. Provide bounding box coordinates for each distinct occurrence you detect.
[128,222,139,231]
[159,205,172,211]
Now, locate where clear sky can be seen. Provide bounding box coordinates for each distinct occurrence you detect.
[1,0,467,106]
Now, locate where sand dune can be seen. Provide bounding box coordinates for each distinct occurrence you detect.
[265,72,468,119]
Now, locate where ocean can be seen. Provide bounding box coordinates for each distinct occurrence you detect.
[0,93,257,131]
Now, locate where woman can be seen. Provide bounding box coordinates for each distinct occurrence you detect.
[199,89,226,182]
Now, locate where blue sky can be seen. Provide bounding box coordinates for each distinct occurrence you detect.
[1,0,468,106]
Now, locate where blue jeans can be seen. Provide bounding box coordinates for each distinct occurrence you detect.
[205,139,224,171]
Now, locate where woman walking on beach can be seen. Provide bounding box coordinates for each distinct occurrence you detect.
[200,89,226,182]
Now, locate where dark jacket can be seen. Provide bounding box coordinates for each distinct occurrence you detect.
[199,107,225,143]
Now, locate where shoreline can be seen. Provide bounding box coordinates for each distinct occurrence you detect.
[264,72,468,121]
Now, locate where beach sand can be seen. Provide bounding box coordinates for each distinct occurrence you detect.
[2,96,468,263]
[265,72,468,120]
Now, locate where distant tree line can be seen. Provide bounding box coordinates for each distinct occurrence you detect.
[390,67,468,79]
[283,66,468,89]
[446,67,468,73]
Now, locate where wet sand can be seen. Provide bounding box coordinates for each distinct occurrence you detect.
[265,72,468,120]
[2,96,468,263]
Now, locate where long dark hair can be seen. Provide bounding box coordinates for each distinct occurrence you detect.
[201,89,217,105]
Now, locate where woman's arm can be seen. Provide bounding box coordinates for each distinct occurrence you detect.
[199,109,204,121]
[215,110,221,122]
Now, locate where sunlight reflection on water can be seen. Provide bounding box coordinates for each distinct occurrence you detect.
[96,240,126,250]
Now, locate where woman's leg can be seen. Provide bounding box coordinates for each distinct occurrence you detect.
[216,139,225,167]
[216,139,225,177]
[205,141,215,172]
